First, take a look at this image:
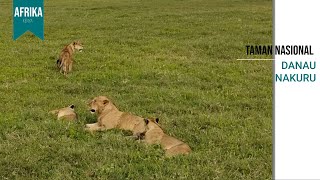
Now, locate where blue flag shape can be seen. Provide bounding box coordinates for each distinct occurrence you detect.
[13,0,44,40]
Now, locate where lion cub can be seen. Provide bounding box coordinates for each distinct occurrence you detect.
[57,41,83,76]
[140,118,191,157]
[85,96,146,137]
[50,105,77,121]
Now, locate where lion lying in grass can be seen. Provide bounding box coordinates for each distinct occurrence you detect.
[50,105,77,121]
[85,96,146,137]
[139,118,191,157]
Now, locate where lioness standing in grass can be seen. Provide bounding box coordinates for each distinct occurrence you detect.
[50,104,77,121]
[85,96,146,137]
[57,41,83,76]
[140,118,191,157]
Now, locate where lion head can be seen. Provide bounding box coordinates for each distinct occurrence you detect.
[144,117,160,130]
[73,41,83,52]
[88,96,116,115]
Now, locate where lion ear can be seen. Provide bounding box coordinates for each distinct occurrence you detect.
[144,118,149,124]
[155,118,159,123]
[103,99,109,105]
[70,104,75,109]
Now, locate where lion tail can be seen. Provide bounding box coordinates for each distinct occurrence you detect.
[56,59,61,68]
[59,58,65,68]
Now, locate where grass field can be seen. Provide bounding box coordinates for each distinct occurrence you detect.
[0,0,272,179]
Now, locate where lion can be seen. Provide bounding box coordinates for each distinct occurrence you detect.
[50,104,77,121]
[139,118,191,157]
[56,41,83,76]
[85,96,146,137]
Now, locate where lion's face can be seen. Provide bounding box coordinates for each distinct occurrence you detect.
[73,41,83,52]
[144,117,160,130]
[88,96,112,114]
[137,118,160,140]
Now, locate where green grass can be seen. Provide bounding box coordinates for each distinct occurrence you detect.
[0,0,272,179]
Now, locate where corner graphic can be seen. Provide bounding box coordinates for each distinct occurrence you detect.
[13,0,44,40]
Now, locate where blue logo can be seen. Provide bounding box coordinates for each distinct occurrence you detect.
[13,0,44,40]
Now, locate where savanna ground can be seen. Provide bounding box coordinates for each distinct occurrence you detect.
[0,0,272,179]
